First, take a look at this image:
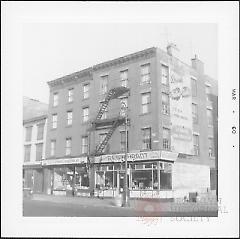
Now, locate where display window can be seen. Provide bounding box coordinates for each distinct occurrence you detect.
[75,166,89,190]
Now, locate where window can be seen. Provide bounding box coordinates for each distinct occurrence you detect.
[100,75,108,95]
[50,140,56,156]
[25,126,32,142]
[191,78,197,97]
[120,70,128,87]
[81,136,88,154]
[208,137,214,157]
[67,111,73,126]
[120,97,128,117]
[65,138,72,155]
[98,133,110,152]
[206,85,211,101]
[53,92,58,107]
[141,92,151,114]
[37,123,44,140]
[193,134,199,156]
[36,143,43,161]
[24,145,31,162]
[162,93,170,115]
[142,128,151,150]
[192,103,198,124]
[52,114,57,129]
[207,109,213,125]
[83,84,90,99]
[120,131,129,152]
[141,64,150,84]
[68,88,74,102]
[161,65,169,85]
[83,107,89,122]
[163,128,171,150]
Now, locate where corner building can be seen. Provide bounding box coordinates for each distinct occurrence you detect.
[44,47,217,199]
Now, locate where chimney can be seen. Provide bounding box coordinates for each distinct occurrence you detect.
[191,54,204,74]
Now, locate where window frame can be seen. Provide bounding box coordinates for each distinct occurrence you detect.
[83,83,90,99]
[191,78,197,97]
[67,110,73,126]
[193,134,200,156]
[120,69,128,87]
[162,127,171,151]
[52,114,58,129]
[141,92,151,114]
[53,92,59,107]
[161,64,169,85]
[140,63,151,85]
[141,127,152,150]
[68,88,74,103]
[65,137,72,156]
[81,136,88,154]
[100,75,109,95]
[24,145,31,162]
[192,103,198,124]
[82,107,89,122]
[50,139,56,157]
[25,126,33,142]
[36,143,43,161]
[162,93,170,115]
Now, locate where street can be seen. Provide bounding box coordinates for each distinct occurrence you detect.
[23,195,218,217]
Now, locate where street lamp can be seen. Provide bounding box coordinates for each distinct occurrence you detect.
[120,101,129,207]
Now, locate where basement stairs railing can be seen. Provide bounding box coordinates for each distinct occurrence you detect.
[87,86,130,167]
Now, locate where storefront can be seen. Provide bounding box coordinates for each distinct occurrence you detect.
[23,161,43,193]
[42,157,90,197]
[94,150,178,198]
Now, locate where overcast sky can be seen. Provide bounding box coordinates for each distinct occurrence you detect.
[22,22,217,103]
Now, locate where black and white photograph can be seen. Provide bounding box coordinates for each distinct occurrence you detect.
[2,2,239,238]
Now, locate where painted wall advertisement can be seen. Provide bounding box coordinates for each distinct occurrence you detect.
[169,60,194,155]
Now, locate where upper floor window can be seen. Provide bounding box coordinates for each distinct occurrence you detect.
[162,93,170,115]
[120,131,129,152]
[192,103,198,124]
[25,126,32,142]
[120,70,128,87]
[120,97,128,117]
[67,111,73,126]
[68,88,74,102]
[102,106,108,120]
[37,123,44,140]
[162,128,171,150]
[193,134,200,156]
[52,114,57,129]
[81,136,88,154]
[83,107,89,122]
[50,140,56,157]
[141,92,151,114]
[142,127,151,150]
[36,143,43,161]
[207,109,213,126]
[100,75,108,95]
[208,137,215,157]
[205,85,211,101]
[24,145,31,162]
[83,83,90,99]
[141,63,150,85]
[65,137,72,155]
[161,65,169,85]
[98,133,109,152]
[53,92,58,107]
[191,78,197,97]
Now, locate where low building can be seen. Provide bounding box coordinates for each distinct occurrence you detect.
[43,46,218,200]
[23,97,48,193]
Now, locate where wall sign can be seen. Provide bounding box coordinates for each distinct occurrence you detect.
[42,157,87,166]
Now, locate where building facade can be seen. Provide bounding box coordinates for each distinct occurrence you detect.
[23,97,48,193]
[43,47,218,199]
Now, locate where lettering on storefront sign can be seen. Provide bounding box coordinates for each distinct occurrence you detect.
[161,151,178,161]
[42,157,87,166]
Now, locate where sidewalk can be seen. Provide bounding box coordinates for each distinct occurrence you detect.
[29,194,218,213]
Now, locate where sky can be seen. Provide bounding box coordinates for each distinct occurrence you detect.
[22,23,217,103]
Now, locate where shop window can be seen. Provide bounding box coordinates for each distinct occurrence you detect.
[141,92,151,114]
[24,145,31,162]
[132,170,153,190]
[53,167,74,191]
[161,64,169,85]
[36,143,43,161]
[141,63,150,85]
[142,127,151,150]
[37,123,44,140]
[75,166,89,189]
[25,126,32,142]
[120,70,128,87]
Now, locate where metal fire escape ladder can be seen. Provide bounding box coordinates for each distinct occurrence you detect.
[90,86,130,160]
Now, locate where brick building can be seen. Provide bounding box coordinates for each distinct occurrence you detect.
[42,46,218,199]
[23,97,48,193]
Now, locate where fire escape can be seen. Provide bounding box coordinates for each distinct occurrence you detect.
[87,86,130,167]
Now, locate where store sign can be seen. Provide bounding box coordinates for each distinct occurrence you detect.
[42,157,87,166]
[169,60,194,155]
[94,151,161,163]
[23,161,42,166]
[160,151,178,161]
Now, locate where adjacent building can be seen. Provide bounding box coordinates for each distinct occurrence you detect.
[23,97,48,193]
[42,46,218,199]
